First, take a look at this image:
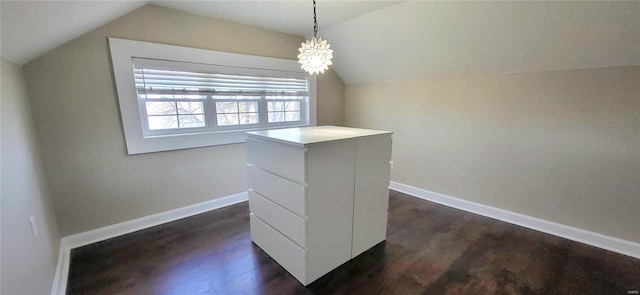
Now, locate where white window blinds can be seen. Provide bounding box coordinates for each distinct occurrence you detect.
[133,58,309,100]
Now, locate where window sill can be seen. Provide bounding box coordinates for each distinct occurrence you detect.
[126,124,310,154]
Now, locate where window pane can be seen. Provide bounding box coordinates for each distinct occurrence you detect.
[179,115,205,128]
[239,113,258,125]
[146,101,176,115]
[285,111,300,122]
[268,111,284,123]
[148,115,178,130]
[285,101,300,111]
[217,114,239,126]
[216,102,238,114]
[177,101,203,115]
[239,101,258,112]
[267,101,284,112]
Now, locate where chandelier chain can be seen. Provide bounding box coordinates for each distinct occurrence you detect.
[298,0,333,75]
[313,0,318,37]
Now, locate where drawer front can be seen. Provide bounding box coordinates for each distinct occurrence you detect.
[248,165,306,217]
[246,137,305,184]
[249,191,306,248]
[250,214,307,285]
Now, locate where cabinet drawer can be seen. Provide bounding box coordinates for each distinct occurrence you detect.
[246,137,305,184]
[247,165,306,217]
[250,213,307,284]
[249,191,306,248]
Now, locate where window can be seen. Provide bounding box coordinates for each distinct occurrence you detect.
[109,38,316,154]
[132,58,308,137]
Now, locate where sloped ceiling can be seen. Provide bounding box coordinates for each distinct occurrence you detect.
[154,0,401,37]
[324,1,640,83]
[2,1,638,84]
[0,0,400,66]
[1,0,147,65]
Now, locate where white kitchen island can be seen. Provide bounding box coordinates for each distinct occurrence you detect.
[246,126,393,285]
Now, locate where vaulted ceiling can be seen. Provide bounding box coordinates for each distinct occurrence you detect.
[2,1,638,84]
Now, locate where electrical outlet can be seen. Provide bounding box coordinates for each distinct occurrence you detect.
[29,216,38,239]
[390,161,394,170]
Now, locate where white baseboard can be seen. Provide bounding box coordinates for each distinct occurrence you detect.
[389,181,639,260]
[51,191,248,295]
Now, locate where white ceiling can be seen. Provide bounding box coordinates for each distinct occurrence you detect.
[2,0,639,84]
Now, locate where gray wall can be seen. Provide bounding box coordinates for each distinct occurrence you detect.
[1,58,61,295]
[317,69,345,126]
[345,66,640,243]
[23,5,346,236]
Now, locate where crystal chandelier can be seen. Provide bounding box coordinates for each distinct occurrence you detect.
[298,0,333,75]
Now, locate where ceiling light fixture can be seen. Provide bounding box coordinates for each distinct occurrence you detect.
[297,0,333,75]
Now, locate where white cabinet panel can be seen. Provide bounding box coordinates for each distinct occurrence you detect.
[250,214,307,284]
[246,137,305,184]
[247,165,306,217]
[352,134,393,257]
[249,190,306,248]
[306,140,355,283]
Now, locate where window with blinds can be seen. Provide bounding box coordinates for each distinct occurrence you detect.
[132,58,309,136]
[109,38,315,154]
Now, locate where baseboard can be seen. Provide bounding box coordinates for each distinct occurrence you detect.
[389,181,639,260]
[51,191,248,295]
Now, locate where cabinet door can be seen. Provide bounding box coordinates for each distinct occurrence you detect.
[306,140,355,283]
[352,134,392,257]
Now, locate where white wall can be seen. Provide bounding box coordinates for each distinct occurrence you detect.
[23,5,345,236]
[345,66,640,243]
[1,57,61,295]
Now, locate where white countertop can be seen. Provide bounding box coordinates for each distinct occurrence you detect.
[246,126,392,146]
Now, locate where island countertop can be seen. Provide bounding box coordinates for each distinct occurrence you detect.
[246,126,392,146]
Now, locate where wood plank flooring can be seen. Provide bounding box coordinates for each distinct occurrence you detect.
[68,191,639,294]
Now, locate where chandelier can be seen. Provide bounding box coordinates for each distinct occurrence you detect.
[297,0,333,75]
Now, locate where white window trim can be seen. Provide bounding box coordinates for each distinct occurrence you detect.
[109,38,317,155]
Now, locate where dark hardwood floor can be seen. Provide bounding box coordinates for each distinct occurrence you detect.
[68,191,639,294]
